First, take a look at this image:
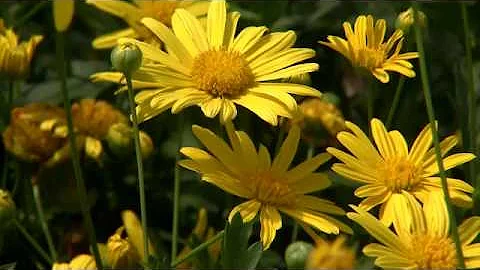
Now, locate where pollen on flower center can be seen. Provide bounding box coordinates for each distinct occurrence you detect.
[409,234,457,269]
[191,50,255,98]
[252,173,296,206]
[379,157,422,192]
[358,47,386,69]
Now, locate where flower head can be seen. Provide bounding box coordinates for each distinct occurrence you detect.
[52,254,97,270]
[3,104,66,165]
[327,118,475,226]
[41,99,129,162]
[179,122,351,249]
[348,191,480,269]
[291,97,347,146]
[91,0,321,125]
[320,15,418,83]
[306,236,356,269]
[0,19,43,78]
[87,0,210,49]
[106,227,141,268]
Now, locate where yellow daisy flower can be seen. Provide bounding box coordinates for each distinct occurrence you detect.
[90,0,321,125]
[306,236,356,270]
[319,15,419,83]
[86,0,210,49]
[348,191,480,269]
[0,19,43,78]
[327,118,475,226]
[179,122,351,249]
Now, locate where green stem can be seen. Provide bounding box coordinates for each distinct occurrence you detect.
[170,230,224,267]
[461,3,477,190]
[125,76,149,266]
[12,1,48,28]
[14,219,52,265]
[56,31,103,269]
[291,144,315,242]
[367,78,374,123]
[171,115,184,263]
[32,184,57,262]
[1,80,14,189]
[412,3,465,268]
[385,76,406,129]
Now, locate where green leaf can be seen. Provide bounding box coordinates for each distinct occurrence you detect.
[221,213,263,269]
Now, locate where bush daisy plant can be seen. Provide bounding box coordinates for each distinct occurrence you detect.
[1,1,480,269]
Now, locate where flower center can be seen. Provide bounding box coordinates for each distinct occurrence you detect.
[252,172,296,206]
[138,1,179,26]
[357,46,386,69]
[409,234,457,269]
[379,157,422,192]
[191,50,255,98]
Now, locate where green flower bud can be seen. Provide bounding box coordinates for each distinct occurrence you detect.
[110,43,143,76]
[106,122,134,158]
[396,7,426,33]
[0,189,15,227]
[284,241,313,269]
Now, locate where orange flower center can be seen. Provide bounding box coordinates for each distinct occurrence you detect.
[357,46,386,69]
[251,172,295,206]
[409,233,457,269]
[191,50,255,98]
[379,157,422,192]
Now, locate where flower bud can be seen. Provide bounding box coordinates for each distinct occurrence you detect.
[0,189,15,226]
[139,131,154,159]
[396,7,426,33]
[106,227,140,268]
[284,241,314,269]
[111,43,143,76]
[106,122,134,157]
[53,0,74,32]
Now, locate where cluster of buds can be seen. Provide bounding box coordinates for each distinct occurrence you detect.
[0,19,43,79]
[289,93,347,147]
[3,99,154,167]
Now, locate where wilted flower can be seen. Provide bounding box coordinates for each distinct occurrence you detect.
[3,104,66,165]
[290,96,347,146]
[306,236,356,269]
[396,7,426,33]
[0,19,43,78]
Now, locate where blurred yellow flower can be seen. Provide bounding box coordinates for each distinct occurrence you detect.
[306,236,356,269]
[2,104,66,165]
[90,0,321,125]
[120,210,155,263]
[53,0,75,32]
[41,99,128,162]
[320,15,419,83]
[87,0,210,49]
[179,122,351,249]
[328,118,475,226]
[0,19,43,78]
[291,97,347,147]
[106,227,141,268]
[52,254,97,270]
[348,191,480,269]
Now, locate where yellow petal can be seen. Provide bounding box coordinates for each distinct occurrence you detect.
[285,152,331,182]
[371,118,395,159]
[255,63,319,82]
[408,123,433,166]
[271,125,300,173]
[232,26,268,54]
[207,0,226,49]
[259,205,282,250]
[53,0,74,32]
[293,173,331,194]
[121,210,155,262]
[459,217,480,245]
[171,9,209,57]
[92,28,137,49]
[228,200,261,223]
